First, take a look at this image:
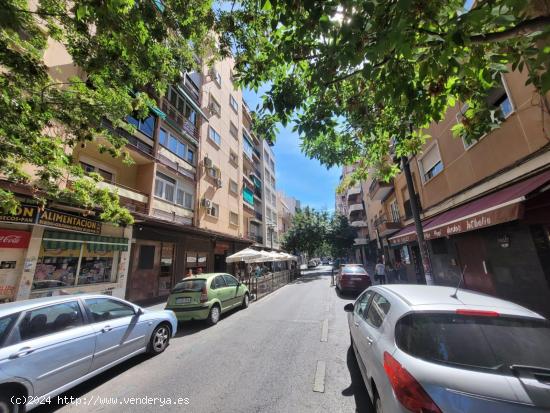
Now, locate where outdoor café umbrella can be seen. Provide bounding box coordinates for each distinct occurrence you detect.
[247,250,276,263]
[225,248,263,263]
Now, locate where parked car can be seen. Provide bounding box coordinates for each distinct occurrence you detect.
[0,294,177,412]
[336,265,371,293]
[307,260,318,268]
[345,285,550,413]
[166,273,249,325]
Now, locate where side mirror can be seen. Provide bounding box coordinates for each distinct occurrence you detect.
[344,303,354,313]
[135,307,144,316]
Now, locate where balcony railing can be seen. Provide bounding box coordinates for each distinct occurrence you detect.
[161,98,200,143]
[246,233,263,244]
[181,77,200,103]
[375,216,402,236]
[369,178,393,201]
[101,119,154,156]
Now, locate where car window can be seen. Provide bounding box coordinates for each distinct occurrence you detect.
[85,298,135,322]
[354,291,374,320]
[173,279,205,293]
[365,293,391,328]
[0,313,19,348]
[344,267,367,275]
[395,313,550,375]
[212,276,227,289]
[223,275,238,287]
[17,301,83,342]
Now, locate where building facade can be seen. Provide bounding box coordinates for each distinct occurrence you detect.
[347,67,550,317]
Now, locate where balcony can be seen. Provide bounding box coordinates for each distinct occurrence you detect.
[101,119,154,157]
[350,220,368,228]
[347,186,361,198]
[152,198,193,225]
[254,211,263,222]
[97,181,149,212]
[348,203,364,213]
[246,233,263,244]
[375,217,402,237]
[181,77,200,103]
[369,178,393,201]
[161,98,200,144]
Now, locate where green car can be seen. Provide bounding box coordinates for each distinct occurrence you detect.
[165,273,250,325]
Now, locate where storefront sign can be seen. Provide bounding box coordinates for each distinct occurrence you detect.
[0,205,38,224]
[0,229,31,248]
[38,209,102,234]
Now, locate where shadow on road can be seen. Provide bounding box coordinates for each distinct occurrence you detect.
[335,287,361,300]
[33,353,151,412]
[342,345,374,412]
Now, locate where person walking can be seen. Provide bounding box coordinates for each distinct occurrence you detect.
[375,259,386,285]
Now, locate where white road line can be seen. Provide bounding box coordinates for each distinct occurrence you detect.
[313,360,326,393]
[320,319,329,342]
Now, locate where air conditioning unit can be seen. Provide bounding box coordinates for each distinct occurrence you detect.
[215,178,222,188]
[204,157,213,168]
[201,198,211,208]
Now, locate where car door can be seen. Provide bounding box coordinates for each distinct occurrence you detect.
[222,274,242,308]
[361,293,391,381]
[350,290,374,374]
[84,298,149,372]
[212,275,232,311]
[0,300,95,398]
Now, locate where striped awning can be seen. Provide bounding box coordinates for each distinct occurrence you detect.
[42,230,128,252]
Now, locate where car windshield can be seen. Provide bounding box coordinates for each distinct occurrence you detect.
[395,312,550,374]
[343,267,367,274]
[172,279,206,293]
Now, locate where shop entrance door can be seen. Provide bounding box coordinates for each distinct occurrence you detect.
[455,234,496,295]
[127,241,160,301]
[214,254,227,273]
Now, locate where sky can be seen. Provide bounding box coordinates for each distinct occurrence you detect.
[242,88,341,212]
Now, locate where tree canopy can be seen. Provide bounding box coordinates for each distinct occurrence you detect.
[221,0,550,185]
[1,0,214,224]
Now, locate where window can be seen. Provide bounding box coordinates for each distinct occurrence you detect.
[230,95,239,112]
[175,188,193,209]
[138,245,155,269]
[85,298,135,322]
[395,313,550,375]
[208,203,219,218]
[18,301,83,341]
[270,159,275,171]
[366,294,391,328]
[159,128,194,164]
[229,179,239,194]
[400,245,411,264]
[211,276,226,289]
[173,279,206,293]
[243,135,254,159]
[229,212,239,226]
[212,69,222,86]
[271,176,275,187]
[404,194,422,219]
[229,150,238,166]
[126,114,155,138]
[243,188,254,205]
[207,166,220,179]
[487,79,514,118]
[223,274,238,286]
[230,122,238,139]
[419,144,443,182]
[167,87,197,126]
[390,201,400,223]
[354,291,374,320]
[208,126,221,146]
[431,238,448,255]
[155,172,176,203]
[209,95,221,117]
[271,193,276,205]
[80,162,114,183]
[0,314,17,347]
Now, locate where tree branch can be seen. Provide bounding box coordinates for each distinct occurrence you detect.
[324,55,392,86]
[470,15,550,43]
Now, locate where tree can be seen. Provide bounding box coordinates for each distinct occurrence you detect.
[1,0,215,224]
[281,207,328,258]
[327,213,357,258]
[221,0,550,184]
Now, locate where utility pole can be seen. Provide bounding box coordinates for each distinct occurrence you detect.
[401,156,434,285]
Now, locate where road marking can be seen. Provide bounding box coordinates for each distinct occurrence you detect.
[320,319,328,342]
[313,360,326,393]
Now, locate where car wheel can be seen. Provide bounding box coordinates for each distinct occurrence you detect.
[148,323,170,355]
[207,304,220,326]
[241,293,250,309]
[373,392,383,413]
[0,393,21,413]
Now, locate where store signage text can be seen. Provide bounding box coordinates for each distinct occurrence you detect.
[0,229,31,248]
[39,209,102,234]
[0,205,39,224]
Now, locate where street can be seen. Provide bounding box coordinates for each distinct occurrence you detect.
[36,266,373,413]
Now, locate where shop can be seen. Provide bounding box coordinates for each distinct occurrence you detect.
[389,170,550,317]
[0,205,132,302]
[126,217,250,303]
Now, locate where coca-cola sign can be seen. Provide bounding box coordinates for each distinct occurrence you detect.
[0,229,31,249]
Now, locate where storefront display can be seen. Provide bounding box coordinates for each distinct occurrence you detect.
[186,251,208,275]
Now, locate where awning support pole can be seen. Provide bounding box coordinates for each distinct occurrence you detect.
[401,156,434,285]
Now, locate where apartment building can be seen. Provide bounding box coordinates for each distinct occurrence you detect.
[277,191,300,241]
[262,141,279,249]
[356,68,550,317]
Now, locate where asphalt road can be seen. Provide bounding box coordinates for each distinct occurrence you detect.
[37,266,373,413]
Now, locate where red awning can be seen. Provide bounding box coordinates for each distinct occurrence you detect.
[389,170,550,245]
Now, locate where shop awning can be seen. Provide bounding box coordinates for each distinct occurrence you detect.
[43,230,129,252]
[389,170,550,246]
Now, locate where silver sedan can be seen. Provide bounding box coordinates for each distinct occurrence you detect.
[345,285,550,413]
[0,294,177,412]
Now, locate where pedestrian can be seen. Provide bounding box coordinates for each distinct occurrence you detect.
[395,261,406,283]
[375,259,386,285]
[386,262,395,284]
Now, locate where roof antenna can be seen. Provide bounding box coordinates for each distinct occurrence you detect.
[451,265,467,299]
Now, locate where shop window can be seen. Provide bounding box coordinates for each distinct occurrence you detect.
[159,243,174,296]
[186,251,208,275]
[138,245,155,269]
[418,144,443,183]
[431,238,448,255]
[400,245,411,264]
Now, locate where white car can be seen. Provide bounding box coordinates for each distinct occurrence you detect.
[0,294,177,412]
[345,285,550,413]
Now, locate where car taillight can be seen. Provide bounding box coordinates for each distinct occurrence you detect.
[456,309,499,317]
[383,352,442,413]
[200,286,208,303]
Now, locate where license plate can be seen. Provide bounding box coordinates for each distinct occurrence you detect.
[176,297,191,304]
[352,277,362,281]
